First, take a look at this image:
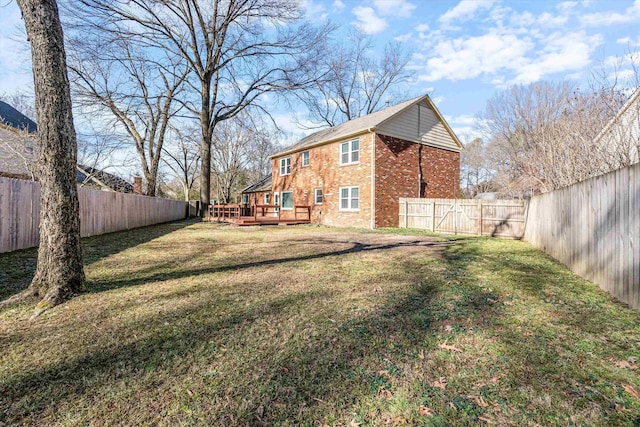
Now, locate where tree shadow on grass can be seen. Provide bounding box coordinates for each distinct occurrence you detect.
[0,219,196,302]
[85,237,465,294]
[0,250,504,426]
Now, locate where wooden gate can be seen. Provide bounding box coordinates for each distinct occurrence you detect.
[399,198,528,239]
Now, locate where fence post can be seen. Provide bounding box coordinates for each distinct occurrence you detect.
[404,199,409,228]
[478,201,483,236]
[431,202,436,231]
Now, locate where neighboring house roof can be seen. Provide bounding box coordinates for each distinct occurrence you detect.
[0,101,37,133]
[594,87,640,143]
[270,94,463,158]
[76,164,135,193]
[0,126,36,179]
[0,102,134,192]
[241,175,272,193]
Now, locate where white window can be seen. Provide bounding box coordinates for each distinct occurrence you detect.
[242,193,249,204]
[264,193,270,204]
[339,186,359,211]
[302,151,310,167]
[281,191,293,209]
[314,188,323,205]
[280,157,291,175]
[340,139,359,165]
[274,192,279,206]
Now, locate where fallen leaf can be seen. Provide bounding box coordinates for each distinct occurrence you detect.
[472,395,490,407]
[392,416,407,424]
[503,301,513,306]
[614,360,638,370]
[432,377,447,390]
[418,350,425,360]
[478,415,493,423]
[282,366,289,373]
[438,340,462,352]
[623,384,640,400]
[378,370,390,377]
[418,405,434,416]
[377,385,393,399]
[350,420,361,427]
[613,403,630,413]
[444,324,453,332]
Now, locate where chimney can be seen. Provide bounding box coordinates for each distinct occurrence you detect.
[133,176,142,195]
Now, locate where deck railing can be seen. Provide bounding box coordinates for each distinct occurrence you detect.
[208,203,311,224]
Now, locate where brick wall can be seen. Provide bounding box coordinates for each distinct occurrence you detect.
[374,134,460,228]
[271,133,374,228]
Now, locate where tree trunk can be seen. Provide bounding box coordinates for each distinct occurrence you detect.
[18,0,85,310]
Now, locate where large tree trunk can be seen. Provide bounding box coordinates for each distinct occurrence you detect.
[18,0,85,310]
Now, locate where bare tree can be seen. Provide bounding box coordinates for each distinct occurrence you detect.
[162,125,201,201]
[14,0,85,313]
[460,137,495,198]
[78,0,327,213]
[66,21,189,196]
[210,113,278,203]
[296,30,413,128]
[481,81,628,196]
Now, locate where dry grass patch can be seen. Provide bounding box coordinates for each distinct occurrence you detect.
[1,220,639,426]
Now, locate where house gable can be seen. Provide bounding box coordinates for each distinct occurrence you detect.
[376,99,462,153]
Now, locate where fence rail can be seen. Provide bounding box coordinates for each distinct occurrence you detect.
[0,177,188,253]
[399,198,528,239]
[524,163,639,310]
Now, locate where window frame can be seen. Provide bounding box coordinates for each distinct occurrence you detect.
[301,151,310,167]
[340,139,360,165]
[339,186,360,211]
[279,157,291,176]
[264,193,270,205]
[314,188,323,205]
[241,193,249,205]
[280,191,293,210]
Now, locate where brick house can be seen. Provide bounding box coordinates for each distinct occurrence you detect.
[243,95,462,228]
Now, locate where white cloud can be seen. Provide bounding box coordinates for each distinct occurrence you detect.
[580,0,640,26]
[373,0,416,18]
[617,36,640,47]
[419,31,533,82]
[414,23,430,32]
[301,0,328,21]
[439,0,496,24]
[332,0,345,12]
[506,32,602,85]
[445,114,485,143]
[394,32,413,42]
[352,6,388,35]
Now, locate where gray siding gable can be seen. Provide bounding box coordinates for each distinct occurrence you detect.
[377,100,461,152]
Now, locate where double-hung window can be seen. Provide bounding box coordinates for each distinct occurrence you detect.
[302,151,310,167]
[339,186,359,211]
[264,193,270,204]
[340,139,359,165]
[314,188,323,205]
[280,157,291,175]
[281,191,293,210]
[242,194,249,205]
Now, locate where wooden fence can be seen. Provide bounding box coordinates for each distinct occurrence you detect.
[0,177,188,253]
[524,163,639,309]
[399,197,528,238]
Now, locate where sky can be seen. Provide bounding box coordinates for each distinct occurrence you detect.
[1,0,640,146]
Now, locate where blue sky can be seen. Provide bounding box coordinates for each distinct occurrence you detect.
[1,0,640,144]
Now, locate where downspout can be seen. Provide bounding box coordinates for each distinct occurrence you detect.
[369,127,376,230]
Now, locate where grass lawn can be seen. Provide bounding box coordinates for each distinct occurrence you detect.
[1,220,639,426]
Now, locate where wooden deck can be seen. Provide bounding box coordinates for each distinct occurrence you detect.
[208,204,311,226]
